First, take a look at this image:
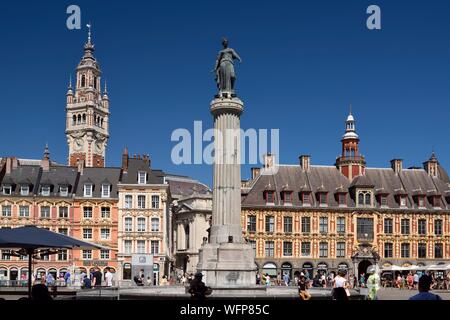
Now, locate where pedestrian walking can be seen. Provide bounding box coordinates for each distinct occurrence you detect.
[407,273,414,290]
[92,267,103,287]
[104,268,113,287]
[332,270,349,300]
[265,274,271,287]
[283,273,290,286]
[46,273,55,286]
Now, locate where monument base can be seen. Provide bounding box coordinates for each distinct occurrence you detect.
[197,242,256,287]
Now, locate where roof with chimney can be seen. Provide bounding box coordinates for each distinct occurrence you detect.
[241,160,450,211]
[120,155,165,185]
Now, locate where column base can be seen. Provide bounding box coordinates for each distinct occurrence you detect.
[197,242,257,287]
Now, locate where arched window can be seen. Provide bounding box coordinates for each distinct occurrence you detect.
[365,193,371,205]
[81,75,86,87]
[72,115,76,125]
[82,114,86,124]
[123,263,131,280]
[100,118,104,127]
[77,114,81,124]
[358,193,364,205]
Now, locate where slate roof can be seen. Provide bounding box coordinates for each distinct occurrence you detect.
[242,164,450,211]
[120,158,165,185]
[165,175,212,200]
[0,164,78,198]
[75,167,121,199]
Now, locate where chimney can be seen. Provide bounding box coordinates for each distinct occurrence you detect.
[122,148,129,171]
[390,159,403,174]
[5,157,12,175]
[12,157,18,170]
[251,167,261,180]
[41,144,50,172]
[299,155,311,172]
[263,153,275,169]
[77,159,85,175]
[423,152,438,177]
[143,154,151,168]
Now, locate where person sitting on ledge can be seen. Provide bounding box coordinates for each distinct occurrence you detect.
[188,272,212,300]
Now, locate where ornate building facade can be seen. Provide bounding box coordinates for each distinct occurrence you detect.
[168,175,212,276]
[0,149,119,282]
[241,112,450,279]
[116,150,171,284]
[65,28,110,168]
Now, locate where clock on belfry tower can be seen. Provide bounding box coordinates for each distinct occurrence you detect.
[65,24,110,168]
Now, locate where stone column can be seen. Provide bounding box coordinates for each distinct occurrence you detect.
[196,96,256,287]
[209,97,244,244]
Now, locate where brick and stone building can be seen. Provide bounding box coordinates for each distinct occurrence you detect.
[241,111,450,279]
[116,149,170,284]
[65,27,110,168]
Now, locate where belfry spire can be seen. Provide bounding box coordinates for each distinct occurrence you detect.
[335,107,366,179]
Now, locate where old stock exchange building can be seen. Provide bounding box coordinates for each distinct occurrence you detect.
[241,112,450,279]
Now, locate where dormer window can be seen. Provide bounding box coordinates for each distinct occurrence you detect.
[41,186,50,196]
[357,190,372,207]
[281,191,292,205]
[84,184,93,197]
[318,193,328,206]
[432,196,441,208]
[138,171,147,184]
[417,196,425,208]
[59,186,68,197]
[399,195,407,207]
[264,191,275,204]
[2,186,12,195]
[20,186,29,196]
[101,184,110,198]
[300,192,311,206]
[338,194,346,206]
[379,195,388,207]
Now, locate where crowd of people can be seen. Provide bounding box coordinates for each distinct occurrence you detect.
[381,271,450,290]
[29,267,115,289]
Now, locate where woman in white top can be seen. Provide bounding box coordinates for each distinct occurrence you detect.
[332,270,349,300]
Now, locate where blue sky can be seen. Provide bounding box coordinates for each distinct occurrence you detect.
[0,0,449,186]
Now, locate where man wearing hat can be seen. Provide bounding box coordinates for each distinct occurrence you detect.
[366,266,380,300]
[188,272,212,300]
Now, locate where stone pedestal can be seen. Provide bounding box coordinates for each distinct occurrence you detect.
[197,95,256,287]
[198,242,256,287]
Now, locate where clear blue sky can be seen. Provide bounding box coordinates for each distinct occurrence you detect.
[1,0,449,187]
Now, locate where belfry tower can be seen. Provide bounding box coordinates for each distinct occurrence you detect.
[335,108,366,179]
[66,24,110,167]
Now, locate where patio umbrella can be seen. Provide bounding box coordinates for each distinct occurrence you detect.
[426,264,446,271]
[0,225,103,299]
